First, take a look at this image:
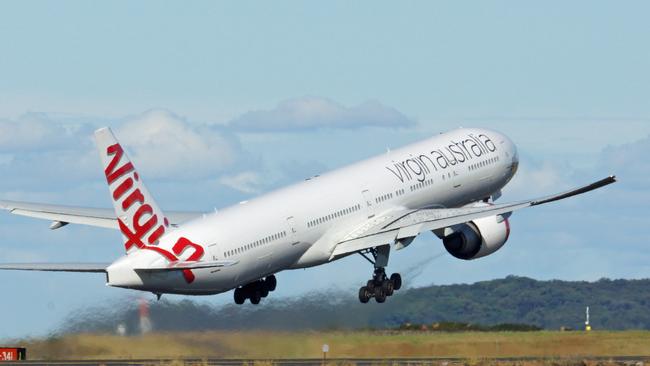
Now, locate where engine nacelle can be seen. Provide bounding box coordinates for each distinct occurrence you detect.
[437,214,510,260]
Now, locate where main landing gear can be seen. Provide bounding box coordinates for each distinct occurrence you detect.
[233,274,277,305]
[357,245,402,304]
[358,268,402,303]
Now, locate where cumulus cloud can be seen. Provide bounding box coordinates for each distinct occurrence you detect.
[218,171,263,194]
[115,109,250,180]
[0,110,263,197]
[0,114,99,193]
[229,97,415,132]
[0,113,95,152]
[502,157,574,200]
[599,134,650,189]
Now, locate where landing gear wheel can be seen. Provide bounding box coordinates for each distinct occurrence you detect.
[261,287,269,298]
[250,290,262,305]
[366,280,376,291]
[234,288,245,305]
[358,286,371,303]
[390,273,402,290]
[356,246,401,303]
[374,286,387,303]
[266,275,277,291]
[382,280,394,296]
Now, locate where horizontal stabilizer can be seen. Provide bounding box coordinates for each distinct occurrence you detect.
[134,260,238,272]
[0,263,109,272]
[0,200,203,230]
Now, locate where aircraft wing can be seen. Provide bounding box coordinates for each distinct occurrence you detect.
[0,200,204,229]
[0,263,109,272]
[331,175,616,258]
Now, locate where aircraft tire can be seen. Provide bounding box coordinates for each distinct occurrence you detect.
[374,286,387,303]
[250,290,262,305]
[261,286,269,298]
[390,273,402,290]
[234,288,246,305]
[366,280,376,290]
[266,275,277,291]
[358,286,371,303]
[382,279,394,296]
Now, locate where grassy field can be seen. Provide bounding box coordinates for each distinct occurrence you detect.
[15,330,650,360]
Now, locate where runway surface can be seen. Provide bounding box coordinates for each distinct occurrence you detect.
[1,357,649,365]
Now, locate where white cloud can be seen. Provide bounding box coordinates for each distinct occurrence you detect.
[599,134,650,189]
[502,157,573,200]
[115,109,249,180]
[218,171,263,194]
[229,97,415,132]
[0,110,264,199]
[0,113,94,152]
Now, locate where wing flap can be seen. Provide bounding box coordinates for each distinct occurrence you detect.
[331,231,397,258]
[0,263,109,272]
[333,175,616,257]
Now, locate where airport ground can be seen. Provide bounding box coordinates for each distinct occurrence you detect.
[8,330,650,362]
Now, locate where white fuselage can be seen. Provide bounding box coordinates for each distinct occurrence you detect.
[106,128,519,295]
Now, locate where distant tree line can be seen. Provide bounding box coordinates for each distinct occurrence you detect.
[59,276,650,334]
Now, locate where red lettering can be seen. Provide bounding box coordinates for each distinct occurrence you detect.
[104,144,134,184]
[181,269,195,283]
[172,237,205,284]
[142,245,177,262]
[147,225,165,244]
[112,177,133,200]
[119,219,144,251]
[173,237,205,261]
[105,145,203,284]
[134,204,157,233]
[122,189,145,211]
[119,205,157,251]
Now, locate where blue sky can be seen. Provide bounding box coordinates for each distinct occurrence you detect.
[1,1,649,338]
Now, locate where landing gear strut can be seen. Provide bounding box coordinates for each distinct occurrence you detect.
[234,274,277,305]
[357,245,402,304]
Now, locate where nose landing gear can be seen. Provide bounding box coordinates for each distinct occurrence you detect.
[357,244,402,303]
[233,274,277,305]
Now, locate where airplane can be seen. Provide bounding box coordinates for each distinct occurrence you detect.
[0,127,615,304]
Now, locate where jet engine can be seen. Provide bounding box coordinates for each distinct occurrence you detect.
[436,214,510,260]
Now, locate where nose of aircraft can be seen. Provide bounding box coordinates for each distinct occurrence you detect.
[501,132,519,176]
[481,128,518,177]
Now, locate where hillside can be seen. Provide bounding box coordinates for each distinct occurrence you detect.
[60,276,650,334]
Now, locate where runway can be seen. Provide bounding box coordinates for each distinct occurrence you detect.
[2,357,650,366]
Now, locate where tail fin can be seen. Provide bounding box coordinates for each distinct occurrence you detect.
[95,127,171,253]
